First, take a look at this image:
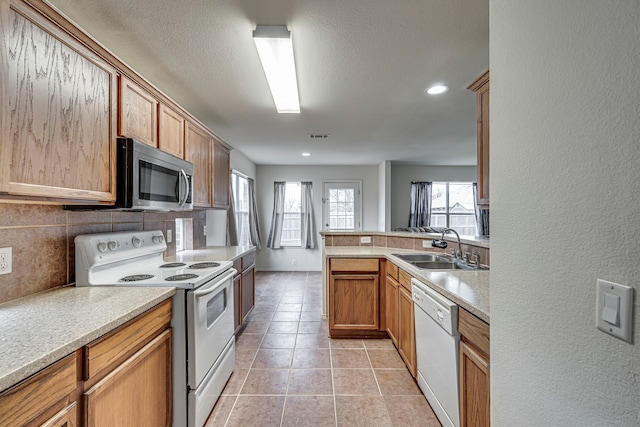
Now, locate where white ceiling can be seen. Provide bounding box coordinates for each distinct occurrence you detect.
[47,0,489,166]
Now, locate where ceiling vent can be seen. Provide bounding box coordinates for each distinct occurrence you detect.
[309,134,329,139]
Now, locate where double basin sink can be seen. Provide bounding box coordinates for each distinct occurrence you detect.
[393,253,489,271]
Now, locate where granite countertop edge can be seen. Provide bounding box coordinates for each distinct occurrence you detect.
[320,231,490,248]
[0,286,175,392]
[325,246,490,323]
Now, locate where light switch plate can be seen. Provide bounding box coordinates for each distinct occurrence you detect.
[360,236,371,244]
[596,279,634,343]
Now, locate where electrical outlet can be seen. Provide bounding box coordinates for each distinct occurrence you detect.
[167,229,173,243]
[422,240,430,248]
[360,236,372,244]
[0,247,12,275]
[203,225,207,236]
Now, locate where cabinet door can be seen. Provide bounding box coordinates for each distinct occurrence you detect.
[212,139,230,209]
[158,103,184,158]
[118,75,158,147]
[329,273,379,331]
[459,341,490,427]
[468,70,490,207]
[241,266,255,322]
[385,275,399,346]
[2,3,117,202]
[185,121,211,207]
[398,285,416,377]
[84,329,172,427]
[233,274,242,331]
[40,402,77,427]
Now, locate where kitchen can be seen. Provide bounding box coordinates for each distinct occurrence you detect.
[1,1,639,427]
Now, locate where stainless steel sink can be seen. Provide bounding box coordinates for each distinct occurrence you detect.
[392,253,453,263]
[392,253,489,271]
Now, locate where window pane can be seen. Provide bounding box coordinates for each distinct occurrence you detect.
[431,183,446,214]
[450,215,477,236]
[449,183,474,213]
[326,187,356,231]
[431,215,446,227]
[282,182,302,245]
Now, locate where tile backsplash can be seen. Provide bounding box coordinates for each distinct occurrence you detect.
[0,203,207,304]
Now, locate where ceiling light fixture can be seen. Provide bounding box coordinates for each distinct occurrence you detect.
[253,25,300,113]
[426,84,449,95]
[301,152,311,157]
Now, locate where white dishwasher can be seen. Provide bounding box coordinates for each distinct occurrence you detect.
[411,278,460,427]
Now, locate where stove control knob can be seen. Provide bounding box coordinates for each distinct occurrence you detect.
[97,242,108,253]
[152,235,163,244]
[108,241,117,251]
[132,237,142,248]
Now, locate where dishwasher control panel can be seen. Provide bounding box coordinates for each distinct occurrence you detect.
[411,278,459,335]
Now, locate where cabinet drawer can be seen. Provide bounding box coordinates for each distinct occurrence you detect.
[330,258,379,273]
[459,308,490,359]
[386,261,399,281]
[84,299,172,381]
[398,269,412,291]
[242,252,256,270]
[0,352,77,426]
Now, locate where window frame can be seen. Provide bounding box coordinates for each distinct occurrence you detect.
[231,170,251,247]
[280,181,302,247]
[322,180,363,232]
[430,181,477,235]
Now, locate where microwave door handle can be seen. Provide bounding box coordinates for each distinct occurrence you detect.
[179,169,189,207]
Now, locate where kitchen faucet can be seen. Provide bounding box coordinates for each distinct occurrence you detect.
[441,228,462,259]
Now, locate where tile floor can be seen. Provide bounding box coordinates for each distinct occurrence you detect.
[205,271,441,427]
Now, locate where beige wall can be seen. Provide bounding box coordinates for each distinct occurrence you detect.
[0,204,207,304]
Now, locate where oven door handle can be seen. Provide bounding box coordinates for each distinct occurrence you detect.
[192,270,237,297]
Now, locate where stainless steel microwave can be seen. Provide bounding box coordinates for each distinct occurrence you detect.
[67,138,193,211]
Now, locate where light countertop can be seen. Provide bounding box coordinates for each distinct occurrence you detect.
[325,246,490,323]
[0,286,175,392]
[321,231,490,248]
[167,245,256,263]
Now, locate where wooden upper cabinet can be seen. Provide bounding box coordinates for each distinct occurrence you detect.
[118,75,158,147]
[185,121,212,207]
[212,139,230,209]
[158,103,185,158]
[468,70,490,208]
[1,2,117,202]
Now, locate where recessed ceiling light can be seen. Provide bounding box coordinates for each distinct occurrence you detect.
[426,85,449,95]
[302,152,311,157]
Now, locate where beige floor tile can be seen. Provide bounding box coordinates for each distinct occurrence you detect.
[292,348,331,368]
[221,368,248,395]
[272,311,301,322]
[277,303,302,311]
[243,321,270,334]
[383,395,442,427]
[260,333,297,349]
[225,395,285,427]
[374,369,422,395]
[363,338,396,350]
[280,295,304,304]
[204,395,236,426]
[331,349,371,368]
[295,333,331,349]
[234,348,258,369]
[240,369,290,395]
[287,369,333,395]
[330,339,365,349]
[302,303,322,311]
[235,333,264,350]
[300,310,323,321]
[267,321,299,334]
[298,320,328,334]
[246,311,274,322]
[335,395,393,427]
[367,349,407,369]
[252,348,294,369]
[282,396,336,427]
[333,369,380,395]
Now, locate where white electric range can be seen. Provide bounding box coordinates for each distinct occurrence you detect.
[75,230,236,427]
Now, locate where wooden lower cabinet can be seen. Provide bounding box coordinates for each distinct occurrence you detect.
[233,251,257,333]
[42,402,78,427]
[398,285,416,376]
[330,273,379,331]
[458,307,491,427]
[385,275,399,346]
[84,329,172,427]
[241,266,255,320]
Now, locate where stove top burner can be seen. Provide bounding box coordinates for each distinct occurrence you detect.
[120,274,154,282]
[165,273,199,282]
[159,262,187,268]
[188,262,221,269]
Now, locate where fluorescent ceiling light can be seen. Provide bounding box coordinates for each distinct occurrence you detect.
[301,152,311,157]
[253,25,300,113]
[426,84,449,95]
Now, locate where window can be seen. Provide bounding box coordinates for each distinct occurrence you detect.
[281,182,302,246]
[231,171,251,246]
[323,181,362,231]
[430,182,477,235]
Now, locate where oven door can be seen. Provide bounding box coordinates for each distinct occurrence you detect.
[186,269,236,389]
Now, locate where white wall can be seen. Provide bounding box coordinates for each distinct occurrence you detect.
[378,161,391,231]
[230,148,256,179]
[389,165,476,230]
[256,165,379,271]
[491,1,640,425]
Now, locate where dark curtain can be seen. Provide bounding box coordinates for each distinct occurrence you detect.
[408,182,432,227]
[473,183,490,236]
